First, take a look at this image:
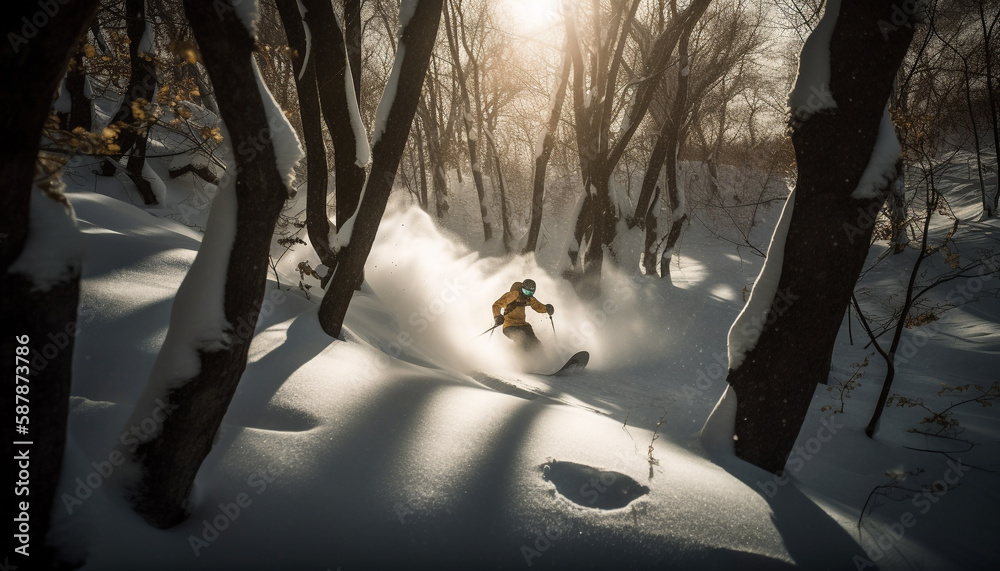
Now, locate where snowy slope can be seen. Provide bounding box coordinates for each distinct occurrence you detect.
[47,161,999,569]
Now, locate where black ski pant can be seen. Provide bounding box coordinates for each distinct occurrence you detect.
[503,325,541,352]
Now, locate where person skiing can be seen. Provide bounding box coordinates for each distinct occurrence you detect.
[491,278,554,352]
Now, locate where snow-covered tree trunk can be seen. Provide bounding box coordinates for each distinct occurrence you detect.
[304,0,370,237]
[1,1,100,564]
[275,0,336,274]
[345,0,362,106]
[319,0,443,339]
[634,17,695,278]
[704,0,916,474]
[654,23,693,280]
[123,0,303,527]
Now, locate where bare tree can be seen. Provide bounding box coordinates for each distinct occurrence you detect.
[319,0,444,338]
[563,0,711,298]
[1,1,101,564]
[274,0,336,276]
[525,49,571,254]
[97,0,159,205]
[711,0,917,474]
[303,0,369,259]
[124,0,303,527]
[444,0,492,243]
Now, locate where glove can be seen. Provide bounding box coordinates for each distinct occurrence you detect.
[494,314,505,326]
[545,304,554,315]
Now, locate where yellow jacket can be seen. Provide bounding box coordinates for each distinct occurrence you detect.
[493,282,547,329]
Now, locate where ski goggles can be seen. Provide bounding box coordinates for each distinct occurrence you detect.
[521,287,535,297]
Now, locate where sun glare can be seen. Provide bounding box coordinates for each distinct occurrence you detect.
[504,0,561,36]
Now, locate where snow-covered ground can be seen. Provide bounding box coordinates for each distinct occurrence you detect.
[48,154,999,569]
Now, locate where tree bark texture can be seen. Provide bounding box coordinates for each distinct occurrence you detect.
[319,0,443,339]
[127,0,294,527]
[726,1,915,474]
[1,1,100,565]
[303,0,367,232]
[275,0,336,271]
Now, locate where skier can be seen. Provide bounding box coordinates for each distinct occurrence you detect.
[491,278,554,352]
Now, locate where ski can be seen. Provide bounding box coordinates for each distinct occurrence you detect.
[532,351,589,376]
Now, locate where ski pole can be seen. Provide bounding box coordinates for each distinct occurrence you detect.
[549,315,557,342]
[476,323,501,339]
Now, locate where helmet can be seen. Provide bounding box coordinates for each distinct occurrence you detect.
[521,278,536,297]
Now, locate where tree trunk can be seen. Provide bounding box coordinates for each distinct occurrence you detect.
[1,1,100,565]
[415,119,430,210]
[97,0,158,205]
[275,0,336,273]
[319,0,443,339]
[64,47,93,131]
[483,128,511,252]
[565,0,710,296]
[633,5,696,278]
[444,2,491,243]
[978,3,1000,215]
[344,0,362,107]
[418,96,450,218]
[657,24,693,281]
[721,0,915,474]
[887,158,908,253]
[304,0,368,234]
[525,49,571,254]
[126,0,299,527]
